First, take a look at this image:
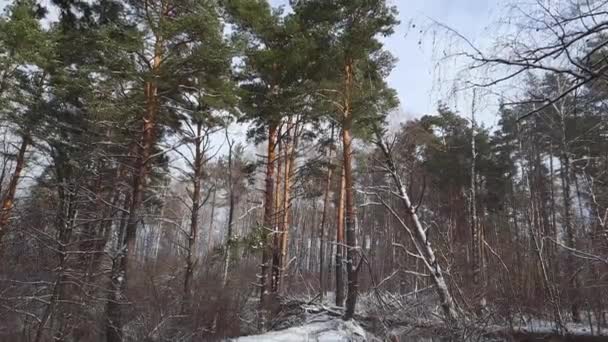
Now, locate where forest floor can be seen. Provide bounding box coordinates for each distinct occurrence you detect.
[229,292,608,341]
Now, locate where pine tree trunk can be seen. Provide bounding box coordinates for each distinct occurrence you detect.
[105,32,163,342]
[0,134,29,243]
[335,165,346,307]
[279,144,291,289]
[271,126,283,292]
[343,60,359,320]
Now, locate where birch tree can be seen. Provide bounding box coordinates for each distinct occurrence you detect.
[374,132,459,323]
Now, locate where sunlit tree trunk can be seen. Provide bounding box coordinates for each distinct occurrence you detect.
[271,125,283,292]
[0,134,29,243]
[105,20,164,342]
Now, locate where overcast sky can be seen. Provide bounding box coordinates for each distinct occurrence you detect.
[1,0,504,125]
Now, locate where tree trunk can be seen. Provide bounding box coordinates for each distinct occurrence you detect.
[470,108,484,311]
[548,143,558,278]
[182,122,204,314]
[271,126,283,292]
[92,187,126,279]
[279,120,299,292]
[279,141,291,289]
[335,164,346,307]
[377,136,458,323]
[343,60,358,320]
[521,138,566,332]
[152,182,169,267]
[560,152,580,322]
[0,134,29,243]
[36,162,77,342]
[105,32,163,342]
[0,153,10,197]
[319,125,335,299]
[260,123,277,330]
[207,185,217,257]
[222,136,236,286]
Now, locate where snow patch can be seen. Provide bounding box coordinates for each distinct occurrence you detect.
[511,318,608,336]
[230,316,367,342]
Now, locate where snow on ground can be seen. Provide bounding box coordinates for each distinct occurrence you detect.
[232,293,608,341]
[230,314,367,342]
[229,291,440,341]
[511,318,608,336]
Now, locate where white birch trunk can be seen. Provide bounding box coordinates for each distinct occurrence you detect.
[377,136,458,323]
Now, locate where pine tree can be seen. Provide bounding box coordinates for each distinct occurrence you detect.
[100,0,235,340]
[293,0,399,319]
[224,0,314,326]
[169,2,235,313]
[0,0,50,243]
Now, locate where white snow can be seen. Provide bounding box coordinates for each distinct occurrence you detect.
[230,315,367,342]
[511,318,608,336]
